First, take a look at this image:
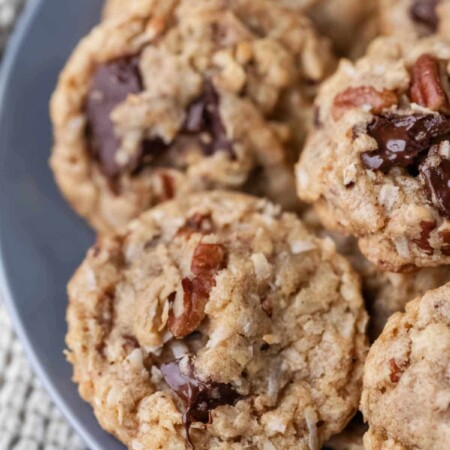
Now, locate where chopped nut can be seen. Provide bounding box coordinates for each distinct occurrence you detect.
[168,243,226,338]
[410,54,450,113]
[191,243,225,276]
[332,86,397,120]
[412,220,436,255]
[389,357,404,383]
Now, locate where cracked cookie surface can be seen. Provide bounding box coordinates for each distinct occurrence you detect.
[66,191,368,450]
[361,283,450,450]
[297,36,450,271]
[51,0,333,234]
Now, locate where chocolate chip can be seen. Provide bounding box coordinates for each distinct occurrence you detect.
[86,56,142,177]
[183,82,233,157]
[410,0,440,32]
[412,220,436,254]
[160,357,242,446]
[420,144,450,217]
[360,113,450,171]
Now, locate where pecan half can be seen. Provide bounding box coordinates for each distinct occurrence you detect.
[410,54,450,113]
[332,86,397,120]
[169,243,225,338]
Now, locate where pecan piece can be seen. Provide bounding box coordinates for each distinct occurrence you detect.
[191,242,225,276]
[332,86,397,120]
[169,243,225,337]
[410,54,450,113]
[412,220,436,254]
[389,357,404,383]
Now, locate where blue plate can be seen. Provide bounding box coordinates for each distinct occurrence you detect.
[0,0,124,448]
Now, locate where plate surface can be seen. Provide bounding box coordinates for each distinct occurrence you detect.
[0,1,124,448]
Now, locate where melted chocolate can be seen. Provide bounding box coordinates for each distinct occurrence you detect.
[183,82,233,157]
[86,56,142,177]
[410,0,440,32]
[161,358,241,446]
[360,113,450,171]
[420,145,450,217]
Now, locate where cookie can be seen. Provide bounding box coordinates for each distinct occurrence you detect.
[66,191,368,450]
[302,208,450,338]
[379,0,450,39]
[51,0,333,234]
[282,0,378,58]
[297,35,450,272]
[102,0,376,58]
[361,283,450,449]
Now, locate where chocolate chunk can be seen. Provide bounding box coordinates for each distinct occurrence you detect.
[183,82,233,157]
[410,0,440,32]
[86,56,142,177]
[360,113,450,171]
[420,145,450,217]
[86,56,169,178]
[161,357,241,445]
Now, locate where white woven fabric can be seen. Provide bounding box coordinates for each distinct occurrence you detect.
[0,300,86,450]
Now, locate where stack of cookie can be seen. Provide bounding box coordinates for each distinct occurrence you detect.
[50,1,450,449]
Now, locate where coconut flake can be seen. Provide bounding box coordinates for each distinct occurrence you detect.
[343,163,357,185]
[440,141,450,158]
[305,406,319,450]
[379,185,399,210]
[170,340,189,359]
[127,348,144,370]
[395,237,410,258]
[289,239,317,254]
[251,253,271,280]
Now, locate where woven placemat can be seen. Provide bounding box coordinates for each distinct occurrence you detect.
[0,1,87,449]
[0,301,86,450]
